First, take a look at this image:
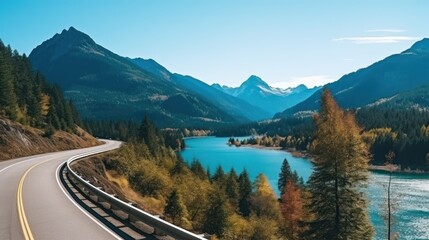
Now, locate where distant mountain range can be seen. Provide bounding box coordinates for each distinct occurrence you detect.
[27,27,429,125]
[129,58,271,121]
[212,75,320,115]
[29,27,270,127]
[275,38,429,118]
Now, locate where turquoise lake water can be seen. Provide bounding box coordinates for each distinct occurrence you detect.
[180,137,429,240]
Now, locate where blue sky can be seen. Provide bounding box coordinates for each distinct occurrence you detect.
[1,0,428,88]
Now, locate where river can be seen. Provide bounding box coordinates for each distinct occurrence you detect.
[180,137,429,240]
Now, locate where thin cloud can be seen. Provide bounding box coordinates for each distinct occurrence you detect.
[333,36,419,44]
[365,29,405,33]
[272,75,336,89]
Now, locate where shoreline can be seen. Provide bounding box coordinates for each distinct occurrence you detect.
[234,143,429,175]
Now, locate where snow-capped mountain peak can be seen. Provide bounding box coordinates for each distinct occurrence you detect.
[211,76,319,115]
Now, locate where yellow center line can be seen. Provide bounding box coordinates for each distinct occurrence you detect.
[17,159,53,240]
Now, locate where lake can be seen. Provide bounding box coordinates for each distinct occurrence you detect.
[180,137,429,240]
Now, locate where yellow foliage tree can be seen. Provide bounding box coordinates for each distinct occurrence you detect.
[251,174,280,220]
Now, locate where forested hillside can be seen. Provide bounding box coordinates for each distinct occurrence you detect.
[0,40,81,133]
[0,40,99,160]
[92,116,296,239]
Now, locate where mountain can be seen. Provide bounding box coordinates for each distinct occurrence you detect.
[29,27,251,127]
[212,75,320,115]
[275,38,429,118]
[129,58,271,121]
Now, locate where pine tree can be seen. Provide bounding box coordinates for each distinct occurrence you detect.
[225,169,239,207]
[238,169,252,217]
[170,155,186,175]
[0,48,17,119]
[212,165,226,186]
[190,159,207,180]
[164,189,187,225]
[203,189,228,237]
[306,90,373,239]
[139,115,158,156]
[278,158,299,194]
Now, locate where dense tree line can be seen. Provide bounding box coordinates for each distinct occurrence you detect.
[357,108,429,170]
[84,118,186,150]
[216,116,314,138]
[221,103,429,170]
[0,40,81,134]
[229,134,311,152]
[84,119,139,140]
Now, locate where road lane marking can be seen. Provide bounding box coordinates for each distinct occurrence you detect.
[17,159,52,240]
[56,160,122,239]
[0,156,46,174]
[0,140,112,174]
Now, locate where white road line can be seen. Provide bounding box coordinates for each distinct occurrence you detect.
[0,140,111,174]
[55,159,122,240]
[0,156,46,174]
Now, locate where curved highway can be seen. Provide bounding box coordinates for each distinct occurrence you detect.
[0,140,122,240]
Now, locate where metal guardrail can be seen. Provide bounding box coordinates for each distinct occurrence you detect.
[66,150,207,240]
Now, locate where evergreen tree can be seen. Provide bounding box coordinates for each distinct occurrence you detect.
[164,189,187,225]
[306,90,373,240]
[0,48,17,119]
[225,169,239,207]
[139,115,158,156]
[0,39,83,133]
[203,189,229,237]
[190,159,207,180]
[212,165,226,186]
[278,158,299,194]
[170,155,187,175]
[238,169,252,217]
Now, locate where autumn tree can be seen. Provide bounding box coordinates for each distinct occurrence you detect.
[280,180,304,240]
[306,89,373,239]
[249,174,281,239]
[251,174,280,220]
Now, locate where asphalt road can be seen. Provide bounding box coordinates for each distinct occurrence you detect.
[0,140,122,240]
